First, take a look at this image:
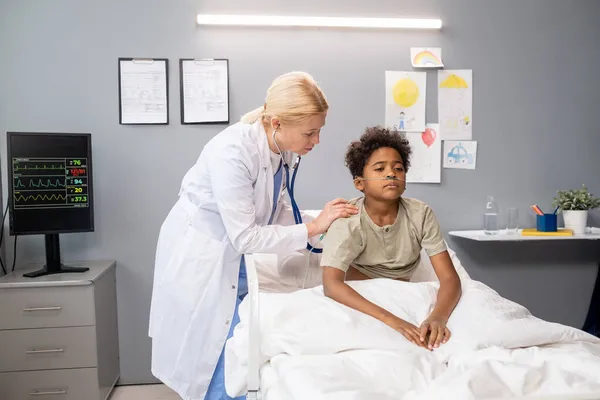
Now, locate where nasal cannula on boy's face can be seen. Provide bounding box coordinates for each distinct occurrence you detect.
[356,176,406,182]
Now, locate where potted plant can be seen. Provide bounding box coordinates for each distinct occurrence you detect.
[552,184,600,234]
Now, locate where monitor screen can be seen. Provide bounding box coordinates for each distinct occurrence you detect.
[7,132,94,235]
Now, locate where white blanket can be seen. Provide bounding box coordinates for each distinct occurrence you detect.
[225,278,600,399]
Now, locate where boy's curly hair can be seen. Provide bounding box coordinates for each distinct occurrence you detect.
[345,126,412,178]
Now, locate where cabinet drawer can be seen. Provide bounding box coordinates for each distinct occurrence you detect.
[0,367,99,400]
[0,326,97,372]
[0,285,94,330]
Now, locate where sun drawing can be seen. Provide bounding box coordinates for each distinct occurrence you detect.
[392,78,419,108]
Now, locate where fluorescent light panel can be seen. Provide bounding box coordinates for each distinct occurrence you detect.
[196,14,442,29]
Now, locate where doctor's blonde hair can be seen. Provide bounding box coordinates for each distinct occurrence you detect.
[241,71,329,126]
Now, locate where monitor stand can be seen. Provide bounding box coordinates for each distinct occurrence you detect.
[23,234,89,278]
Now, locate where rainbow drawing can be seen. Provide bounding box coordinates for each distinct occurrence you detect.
[411,48,444,68]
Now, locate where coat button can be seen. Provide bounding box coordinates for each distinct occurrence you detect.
[385,228,389,232]
[231,285,236,290]
[225,319,230,325]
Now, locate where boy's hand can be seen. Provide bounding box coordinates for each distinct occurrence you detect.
[386,316,429,349]
[419,316,451,350]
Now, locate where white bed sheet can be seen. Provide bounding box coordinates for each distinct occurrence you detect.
[257,344,600,400]
[226,276,600,399]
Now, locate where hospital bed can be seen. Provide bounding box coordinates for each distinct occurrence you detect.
[224,211,600,399]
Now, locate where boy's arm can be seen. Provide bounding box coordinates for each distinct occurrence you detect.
[322,267,428,348]
[418,251,461,350]
[418,205,462,349]
[428,251,461,321]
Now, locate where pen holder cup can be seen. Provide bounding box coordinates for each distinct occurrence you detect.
[536,214,557,232]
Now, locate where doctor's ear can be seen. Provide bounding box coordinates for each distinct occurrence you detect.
[269,117,281,131]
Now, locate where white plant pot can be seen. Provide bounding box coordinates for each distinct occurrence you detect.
[562,210,588,235]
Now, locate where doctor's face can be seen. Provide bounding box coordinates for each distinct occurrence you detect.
[277,112,326,156]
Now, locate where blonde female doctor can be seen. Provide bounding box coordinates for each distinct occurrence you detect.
[148,71,358,400]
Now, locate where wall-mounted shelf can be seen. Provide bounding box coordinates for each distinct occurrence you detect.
[449,228,600,242]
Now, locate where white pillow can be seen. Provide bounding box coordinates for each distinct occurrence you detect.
[410,242,471,283]
[255,209,323,292]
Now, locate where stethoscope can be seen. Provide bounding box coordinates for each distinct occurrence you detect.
[272,129,323,254]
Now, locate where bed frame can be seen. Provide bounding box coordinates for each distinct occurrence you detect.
[244,253,269,400]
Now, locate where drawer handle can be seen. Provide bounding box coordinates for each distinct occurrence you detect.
[26,348,65,354]
[23,306,62,312]
[30,389,68,396]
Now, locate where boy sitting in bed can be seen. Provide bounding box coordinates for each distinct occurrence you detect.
[321,126,462,351]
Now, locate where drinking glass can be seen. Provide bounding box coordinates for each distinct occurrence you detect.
[506,207,519,234]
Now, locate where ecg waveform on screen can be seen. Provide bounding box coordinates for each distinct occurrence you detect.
[13,164,64,171]
[14,178,66,188]
[12,158,89,209]
[14,194,67,202]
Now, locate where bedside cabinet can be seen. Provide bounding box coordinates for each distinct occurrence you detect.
[0,261,120,400]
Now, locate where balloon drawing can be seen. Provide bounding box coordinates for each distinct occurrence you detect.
[421,126,437,147]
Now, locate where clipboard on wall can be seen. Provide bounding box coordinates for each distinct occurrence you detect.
[179,58,230,124]
[118,58,169,125]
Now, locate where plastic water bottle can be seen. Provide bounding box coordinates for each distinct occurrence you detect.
[484,195,499,235]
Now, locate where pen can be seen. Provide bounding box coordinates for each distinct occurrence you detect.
[537,206,544,215]
[530,204,544,215]
[553,206,560,214]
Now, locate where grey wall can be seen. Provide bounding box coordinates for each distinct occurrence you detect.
[1,0,600,385]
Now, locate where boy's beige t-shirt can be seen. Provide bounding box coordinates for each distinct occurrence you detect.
[320,196,447,280]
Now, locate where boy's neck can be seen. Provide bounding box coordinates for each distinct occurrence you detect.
[363,197,400,227]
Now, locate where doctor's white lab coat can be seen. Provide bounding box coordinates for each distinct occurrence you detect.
[148,120,313,400]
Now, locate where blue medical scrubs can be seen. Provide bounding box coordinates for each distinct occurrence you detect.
[205,161,284,399]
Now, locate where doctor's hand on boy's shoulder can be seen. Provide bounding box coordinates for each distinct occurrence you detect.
[307,198,359,236]
[419,315,451,350]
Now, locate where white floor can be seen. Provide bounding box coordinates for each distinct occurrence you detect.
[109,384,182,400]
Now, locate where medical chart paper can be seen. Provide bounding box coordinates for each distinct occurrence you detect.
[180,59,230,124]
[118,58,169,124]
